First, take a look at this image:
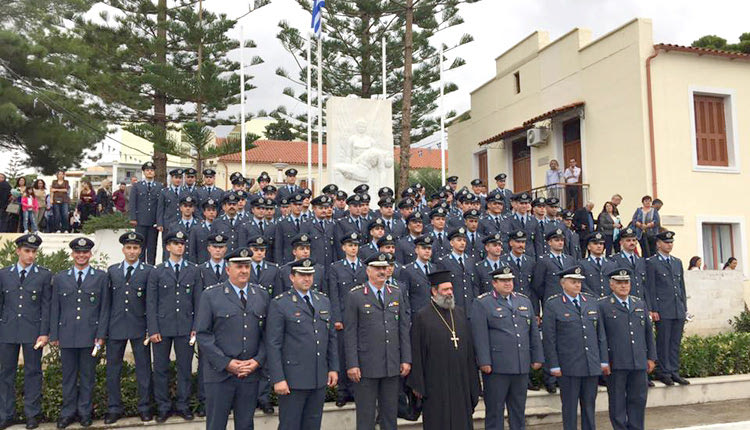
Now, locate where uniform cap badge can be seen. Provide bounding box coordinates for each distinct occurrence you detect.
[78,238,86,246]
[303,259,312,267]
[240,249,249,257]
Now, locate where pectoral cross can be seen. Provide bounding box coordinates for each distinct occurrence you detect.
[450,331,459,349]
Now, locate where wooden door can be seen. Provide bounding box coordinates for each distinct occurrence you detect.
[477,151,488,186]
[563,118,582,208]
[511,137,531,192]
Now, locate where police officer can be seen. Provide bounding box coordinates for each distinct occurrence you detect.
[211,193,247,252]
[508,192,537,260]
[277,234,327,294]
[535,198,564,257]
[579,232,617,297]
[0,234,51,430]
[561,210,582,260]
[400,235,434,316]
[491,173,513,214]
[502,230,537,307]
[243,197,276,260]
[475,233,505,296]
[104,232,154,424]
[427,207,450,261]
[463,209,484,260]
[166,195,199,261]
[276,168,299,203]
[598,268,656,430]
[196,168,224,209]
[471,266,543,430]
[275,193,308,264]
[195,247,269,430]
[199,234,229,287]
[189,198,219,264]
[610,228,648,301]
[129,161,163,264]
[394,211,424,265]
[479,193,510,242]
[267,258,338,430]
[532,229,576,304]
[542,265,609,430]
[646,231,689,386]
[435,227,479,313]
[147,230,202,422]
[301,195,336,267]
[377,197,405,238]
[345,252,411,430]
[50,238,110,429]
[359,218,386,261]
[246,235,282,295]
[157,168,186,233]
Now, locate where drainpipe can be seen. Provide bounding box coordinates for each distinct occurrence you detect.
[646,46,661,198]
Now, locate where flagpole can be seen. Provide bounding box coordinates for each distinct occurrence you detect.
[439,44,446,186]
[382,36,386,98]
[317,22,323,187]
[307,36,313,187]
[240,26,246,176]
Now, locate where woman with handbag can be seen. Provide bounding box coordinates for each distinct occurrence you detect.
[631,195,661,258]
[6,177,26,233]
[597,201,621,256]
[32,179,48,230]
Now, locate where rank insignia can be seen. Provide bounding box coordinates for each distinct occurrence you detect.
[294,312,301,317]
[137,292,143,297]
[588,310,597,315]
[564,313,570,317]
[518,306,528,311]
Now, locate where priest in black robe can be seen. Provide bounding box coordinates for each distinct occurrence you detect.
[407,269,480,430]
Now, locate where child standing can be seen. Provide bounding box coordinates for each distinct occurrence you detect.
[21,187,39,233]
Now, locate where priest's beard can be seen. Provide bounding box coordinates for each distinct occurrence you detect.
[432,293,455,310]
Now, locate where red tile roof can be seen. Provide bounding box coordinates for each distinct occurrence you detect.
[478,102,585,146]
[218,140,445,169]
[654,44,750,61]
[478,125,528,146]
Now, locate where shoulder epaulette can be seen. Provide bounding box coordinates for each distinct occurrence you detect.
[477,292,491,299]
[254,284,267,292]
[597,296,609,301]
[350,285,365,292]
[204,283,222,291]
[546,294,561,302]
[274,293,285,300]
[630,295,642,301]
[314,289,328,296]
[581,291,594,297]
[185,261,197,267]
[514,292,528,299]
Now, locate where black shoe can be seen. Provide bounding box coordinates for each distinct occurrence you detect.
[545,384,557,394]
[155,412,170,423]
[672,375,690,385]
[57,416,75,429]
[80,416,92,428]
[259,402,274,415]
[140,412,153,422]
[104,412,121,424]
[196,404,206,418]
[335,398,348,407]
[658,375,675,386]
[177,410,194,421]
[648,379,655,387]
[527,381,540,391]
[25,416,39,430]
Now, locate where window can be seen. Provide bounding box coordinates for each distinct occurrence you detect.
[513,71,521,94]
[702,223,734,270]
[476,151,488,186]
[694,95,728,166]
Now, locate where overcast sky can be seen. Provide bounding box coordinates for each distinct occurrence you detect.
[9,0,750,173]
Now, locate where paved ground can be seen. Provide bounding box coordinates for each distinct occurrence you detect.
[528,399,750,430]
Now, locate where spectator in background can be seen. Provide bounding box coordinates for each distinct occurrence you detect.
[562,158,581,210]
[50,170,71,232]
[124,176,138,208]
[545,159,563,200]
[78,180,97,223]
[8,177,27,233]
[597,201,621,256]
[0,174,11,232]
[97,179,114,215]
[652,198,664,212]
[32,179,47,231]
[723,257,738,271]
[632,195,660,258]
[21,186,39,233]
[113,182,128,213]
[688,256,702,271]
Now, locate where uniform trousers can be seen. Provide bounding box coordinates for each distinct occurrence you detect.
[135,225,159,265]
[205,378,258,430]
[256,366,271,406]
[353,376,399,430]
[0,343,42,420]
[558,375,598,430]
[152,335,193,413]
[607,369,648,430]
[336,331,352,400]
[60,348,98,419]
[278,387,326,430]
[655,318,685,376]
[106,338,152,414]
[482,373,528,430]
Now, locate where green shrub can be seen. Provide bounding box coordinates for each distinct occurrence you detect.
[730,307,750,333]
[680,332,750,377]
[81,212,131,234]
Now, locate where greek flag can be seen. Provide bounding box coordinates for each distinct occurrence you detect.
[311,0,325,37]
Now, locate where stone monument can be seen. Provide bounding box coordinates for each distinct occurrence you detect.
[327,96,394,204]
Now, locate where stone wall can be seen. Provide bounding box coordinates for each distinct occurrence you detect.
[684,270,745,336]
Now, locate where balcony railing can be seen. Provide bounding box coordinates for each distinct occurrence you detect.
[521,183,590,211]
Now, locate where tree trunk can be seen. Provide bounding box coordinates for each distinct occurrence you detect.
[398,0,413,192]
[153,0,168,185]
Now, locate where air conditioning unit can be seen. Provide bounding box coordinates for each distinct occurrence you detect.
[527,128,549,147]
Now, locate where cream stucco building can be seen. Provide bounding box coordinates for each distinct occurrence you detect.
[447,18,750,275]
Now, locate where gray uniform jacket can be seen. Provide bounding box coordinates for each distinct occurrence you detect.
[50,267,110,348]
[579,257,618,297]
[107,262,153,340]
[645,255,686,319]
[542,293,608,377]
[188,221,214,264]
[597,295,657,370]
[400,261,433,316]
[210,216,247,253]
[0,264,52,343]
[436,254,479,311]
[146,261,202,337]
[266,289,338,389]
[157,186,185,229]
[277,262,326,296]
[471,291,543,374]
[344,283,411,378]
[610,252,647,299]
[395,235,418,265]
[531,253,576,303]
[327,260,367,324]
[195,282,268,383]
[129,181,162,226]
[300,219,336,267]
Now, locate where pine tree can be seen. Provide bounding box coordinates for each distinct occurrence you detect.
[275,0,478,189]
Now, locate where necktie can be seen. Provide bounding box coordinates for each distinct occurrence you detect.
[259,221,264,234]
[351,262,357,272]
[629,255,635,266]
[215,264,222,279]
[230,218,235,227]
[516,258,521,268]
[438,233,443,245]
[557,256,563,267]
[240,289,247,308]
[423,264,429,276]
[573,297,581,312]
[494,217,500,229]
[174,264,180,278]
[125,266,134,282]
[304,295,315,315]
[356,219,361,231]
[377,290,384,307]
[458,256,465,271]
[147,183,152,192]
[596,257,601,269]
[521,217,526,229]
[19,269,26,284]
[621,300,629,311]
[386,221,392,231]
[255,264,262,279]
[295,218,300,230]
[77,271,83,287]
[469,233,475,248]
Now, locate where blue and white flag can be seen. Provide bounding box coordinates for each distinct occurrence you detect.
[311,0,325,37]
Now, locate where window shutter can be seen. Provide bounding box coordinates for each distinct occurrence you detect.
[694,95,728,166]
